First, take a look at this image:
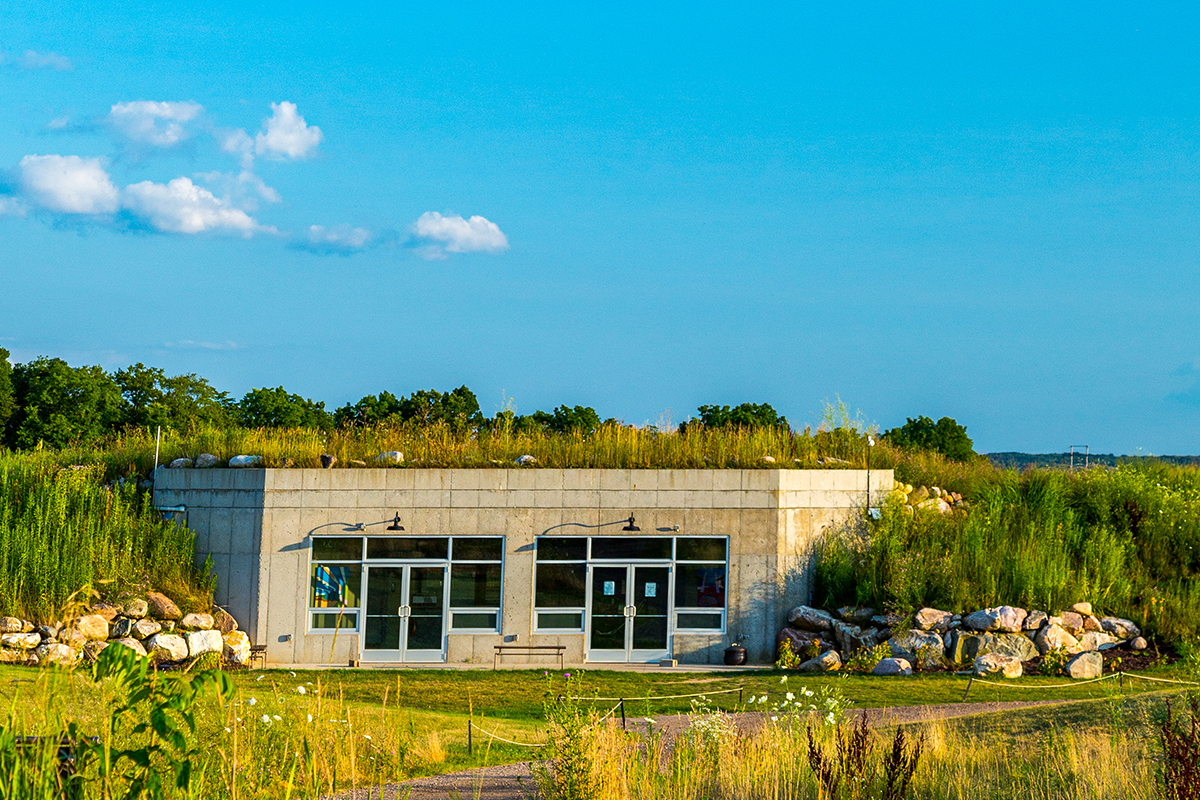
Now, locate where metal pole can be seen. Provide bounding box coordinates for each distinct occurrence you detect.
[620,699,626,731]
[961,677,973,703]
[468,720,472,756]
[153,425,161,473]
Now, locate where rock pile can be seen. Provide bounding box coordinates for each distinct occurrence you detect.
[778,600,1144,679]
[890,482,968,515]
[0,592,251,669]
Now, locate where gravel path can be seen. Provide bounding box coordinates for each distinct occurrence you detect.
[331,698,1077,800]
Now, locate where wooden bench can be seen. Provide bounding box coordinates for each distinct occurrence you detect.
[493,644,566,670]
[249,644,267,669]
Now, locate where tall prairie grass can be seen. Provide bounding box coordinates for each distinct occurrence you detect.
[0,452,213,619]
[816,456,1200,641]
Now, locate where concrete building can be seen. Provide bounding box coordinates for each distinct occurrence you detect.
[153,468,891,666]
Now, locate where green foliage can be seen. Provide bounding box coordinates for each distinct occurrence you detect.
[534,671,598,800]
[689,402,789,430]
[845,644,893,673]
[6,357,123,449]
[527,405,603,436]
[0,454,214,619]
[883,415,975,462]
[236,387,332,430]
[1040,646,1071,677]
[333,386,482,430]
[113,364,232,432]
[776,638,802,669]
[815,460,1200,642]
[0,348,13,439]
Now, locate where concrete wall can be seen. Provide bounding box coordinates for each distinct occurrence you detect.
[154,468,892,666]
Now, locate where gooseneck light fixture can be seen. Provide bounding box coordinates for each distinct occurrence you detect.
[622,514,640,532]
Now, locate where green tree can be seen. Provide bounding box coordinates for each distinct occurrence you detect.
[237,387,332,430]
[529,404,603,435]
[6,357,123,448]
[398,386,482,428]
[686,402,789,430]
[113,363,232,431]
[0,348,13,438]
[882,415,975,461]
[332,391,404,428]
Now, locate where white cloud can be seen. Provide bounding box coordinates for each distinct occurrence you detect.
[219,129,255,168]
[9,50,73,71]
[195,170,281,210]
[255,102,322,160]
[302,224,372,255]
[18,154,119,214]
[47,115,71,130]
[121,177,267,236]
[0,197,26,217]
[108,101,203,147]
[410,212,509,259]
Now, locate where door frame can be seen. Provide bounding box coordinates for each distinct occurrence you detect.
[584,562,674,663]
[360,562,449,664]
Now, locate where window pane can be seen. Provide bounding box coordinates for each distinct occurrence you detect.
[313,537,363,560]
[450,564,502,607]
[536,537,587,561]
[591,537,671,560]
[312,612,358,630]
[677,612,723,630]
[537,612,583,630]
[366,537,448,560]
[676,537,726,562]
[452,537,504,561]
[310,564,362,608]
[535,563,587,607]
[674,565,726,608]
[451,612,498,630]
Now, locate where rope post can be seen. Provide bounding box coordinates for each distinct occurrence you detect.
[468,721,472,757]
[961,677,974,703]
[620,699,626,731]
[1120,671,1125,692]
[739,687,744,708]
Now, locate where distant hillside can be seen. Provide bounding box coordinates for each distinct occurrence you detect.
[986,452,1200,469]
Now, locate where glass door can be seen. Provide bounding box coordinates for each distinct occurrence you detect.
[587,564,672,663]
[361,565,447,663]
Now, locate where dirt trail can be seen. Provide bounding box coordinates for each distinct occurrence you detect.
[332,699,1076,800]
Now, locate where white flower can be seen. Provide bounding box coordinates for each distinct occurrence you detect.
[644,717,656,725]
[289,671,297,677]
[261,715,271,724]
[224,727,231,733]
[786,692,795,701]
[770,715,779,722]
[757,695,768,704]
[248,698,257,706]
[256,675,265,681]
[804,689,814,698]
[272,715,282,721]
[780,675,788,683]
[307,714,313,723]
[363,734,372,740]
[296,686,307,695]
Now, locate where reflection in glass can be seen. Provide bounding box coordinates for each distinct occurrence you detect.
[312,537,363,561]
[674,565,726,608]
[450,564,502,607]
[675,537,727,562]
[310,564,361,608]
[452,538,504,561]
[367,537,448,560]
[535,563,587,607]
[536,537,587,561]
[591,537,671,560]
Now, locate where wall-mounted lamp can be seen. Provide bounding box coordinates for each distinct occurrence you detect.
[387,513,405,531]
[622,514,640,532]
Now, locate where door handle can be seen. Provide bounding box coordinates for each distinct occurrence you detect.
[398,605,411,617]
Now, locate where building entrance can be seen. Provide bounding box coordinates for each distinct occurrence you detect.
[587,564,671,663]
[361,564,447,663]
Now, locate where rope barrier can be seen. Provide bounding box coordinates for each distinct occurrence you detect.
[961,670,1200,701]
[468,723,544,749]
[1118,673,1200,687]
[574,686,746,703]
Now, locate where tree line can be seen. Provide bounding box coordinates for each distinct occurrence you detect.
[0,349,975,460]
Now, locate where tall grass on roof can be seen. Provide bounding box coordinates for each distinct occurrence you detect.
[0,452,213,620]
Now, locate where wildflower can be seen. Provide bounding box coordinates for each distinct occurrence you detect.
[803,689,814,698]
[644,717,655,726]
[780,675,788,683]
[289,671,297,677]
[297,686,307,695]
[272,715,282,721]
[256,675,265,681]
[786,692,795,701]
[363,734,372,740]
[224,727,232,733]
[564,672,571,678]
[248,698,257,706]
[770,715,779,722]
[757,695,768,704]
[261,715,271,724]
[307,714,313,723]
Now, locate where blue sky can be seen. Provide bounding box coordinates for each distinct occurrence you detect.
[2,2,1198,454]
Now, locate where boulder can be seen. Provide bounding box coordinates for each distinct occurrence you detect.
[798,650,841,673]
[35,642,76,667]
[1083,615,1103,632]
[832,621,884,653]
[144,633,189,662]
[212,607,238,635]
[146,592,182,621]
[1100,617,1141,640]
[180,613,214,631]
[108,617,134,638]
[1131,636,1149,651]
[348,460,367,467]
[36,623,60,640]
[1078,631,1121,651]
[1055,612,1085,635]
[990,632,1039,662]
[837,606,876,624]
[73,614,110,642]
[787,606,836,632]
[374,451,404,464]
[131,619,162,640]
[963,606,1027,633]
[223,630,252,665]
[974,653,1023,678]
[59,628,87,649]
[759,456,776,464]
[1071,602,1093,617]
[0,649,27,664]
[915,607,955,632]
[186,630,223,658]
[110,638,147,658]
[124,599,149,620]
[1035,623,1082,656]
[320,454,337,468]
[777,628,835,656]
[1023,610,1048,631]
[887,629,945,667]
[168,457,194,469]
[872,658,913,676]
[1,633,41,650]
[82,641,109,661]
[195,453,220,468]
[229,455,262,468]
[92,603,121,622]
[514,455,537,466]
[0,617,25,633]
[1065,651,1103,680]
